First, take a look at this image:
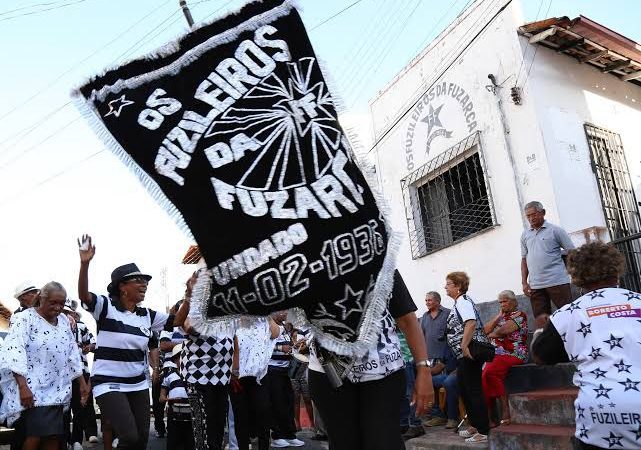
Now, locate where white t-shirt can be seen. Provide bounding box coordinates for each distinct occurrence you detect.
[551,287,641,449]
[236,318,278,381]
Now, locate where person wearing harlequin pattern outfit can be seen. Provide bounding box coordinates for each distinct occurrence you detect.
[533,242,641,450]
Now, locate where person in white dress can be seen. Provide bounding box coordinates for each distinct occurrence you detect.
[0,282,89,450]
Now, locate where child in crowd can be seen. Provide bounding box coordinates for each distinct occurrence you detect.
[160,344,194,450]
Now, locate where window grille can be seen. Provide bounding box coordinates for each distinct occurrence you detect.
[401,132,496,259]
[585,123,641,291]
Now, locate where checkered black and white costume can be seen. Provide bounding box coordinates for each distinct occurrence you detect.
[180,330,234,450]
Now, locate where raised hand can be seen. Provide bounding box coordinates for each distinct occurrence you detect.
[78,234,96,263]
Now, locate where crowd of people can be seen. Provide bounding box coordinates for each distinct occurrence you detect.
[0,199,639,450]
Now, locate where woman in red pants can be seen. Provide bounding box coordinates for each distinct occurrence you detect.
[482,290,528,426]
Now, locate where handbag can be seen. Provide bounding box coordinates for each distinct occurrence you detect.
[454,297,495,362]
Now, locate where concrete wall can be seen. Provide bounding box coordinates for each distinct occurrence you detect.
[526,41,641,239]
[369,0,551,312]
[369,0,641,315]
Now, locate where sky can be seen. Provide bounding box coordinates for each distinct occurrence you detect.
[1,0,640,315]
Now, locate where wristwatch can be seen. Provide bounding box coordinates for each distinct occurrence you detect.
[415,359,432,369]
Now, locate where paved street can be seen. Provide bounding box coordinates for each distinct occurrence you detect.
[1,427,328,450]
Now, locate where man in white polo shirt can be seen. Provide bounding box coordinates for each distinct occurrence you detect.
[521,201,575,328]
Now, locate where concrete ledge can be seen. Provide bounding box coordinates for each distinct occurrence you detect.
[509,388,578,426]
[407,427,488,450]
[504,362,576,393]
[489,424,575,450]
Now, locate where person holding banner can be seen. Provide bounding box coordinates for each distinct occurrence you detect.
[308,271,433,450]
[77,235,190,450]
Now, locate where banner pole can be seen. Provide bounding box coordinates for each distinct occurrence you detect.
[179,0,195,28]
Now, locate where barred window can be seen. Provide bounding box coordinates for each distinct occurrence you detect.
[401,132,496,258]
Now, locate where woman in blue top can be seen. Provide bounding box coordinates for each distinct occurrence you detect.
[77,235,190,450]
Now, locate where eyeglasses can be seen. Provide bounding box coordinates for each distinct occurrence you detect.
[123,277,148,285]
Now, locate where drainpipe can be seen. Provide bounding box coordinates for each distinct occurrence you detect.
[487,74,528,228]
[180,0,195,28]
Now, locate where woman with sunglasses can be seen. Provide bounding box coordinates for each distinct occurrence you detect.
[77,235,190,450]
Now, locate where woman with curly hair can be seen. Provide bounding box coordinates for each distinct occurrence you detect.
[533,242,641,450]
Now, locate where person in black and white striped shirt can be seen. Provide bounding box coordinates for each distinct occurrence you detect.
[160,344,193,450]
[77,235,190,450]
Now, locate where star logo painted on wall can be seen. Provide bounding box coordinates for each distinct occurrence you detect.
[604,334,624,350]
[594,384,612,399]
[617,378,640,392]
[104,95,135,118]
[421,104,444,135]
[601,431,623,448]
[576,321,592,338]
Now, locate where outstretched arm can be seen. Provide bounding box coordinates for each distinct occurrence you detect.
[78,234,96,306]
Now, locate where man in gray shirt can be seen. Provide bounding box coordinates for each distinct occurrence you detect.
[521,201,575,329]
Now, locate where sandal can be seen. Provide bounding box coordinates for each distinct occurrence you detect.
[500,418,511,426]
[458,428,477,438]
[465,433,488,443]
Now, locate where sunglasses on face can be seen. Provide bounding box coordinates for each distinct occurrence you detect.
[123,277,148,285]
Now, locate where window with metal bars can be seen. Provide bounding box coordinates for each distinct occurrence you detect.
[401,132,496,259]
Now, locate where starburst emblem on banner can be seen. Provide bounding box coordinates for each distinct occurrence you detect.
[206,57,342,191]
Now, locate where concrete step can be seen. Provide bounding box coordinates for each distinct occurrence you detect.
[489,424,575,450]
[504,363,576,394]
[406,427,488,450]
[509,388,578,426]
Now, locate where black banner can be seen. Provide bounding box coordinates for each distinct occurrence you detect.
[73,0,396,354]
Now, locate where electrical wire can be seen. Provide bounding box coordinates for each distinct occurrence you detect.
[513,0,545,87]
[0,0,92,22]
[0,0,76,16]
[310,0,364,31]
[368,0,512,153]
[521,0,553,90]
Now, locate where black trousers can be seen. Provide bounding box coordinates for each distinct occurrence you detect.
[96,390,150,450]
[71,373,98,443]
[151,378,166,436]
[458,357,490,435]
[167,412,194,450]
[10,416,25,450]
[266,366,296,440]
[230,376,271,450]
[187,383,229,450]
[309,368,405,450]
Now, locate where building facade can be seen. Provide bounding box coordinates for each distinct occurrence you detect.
[369,0,641,308]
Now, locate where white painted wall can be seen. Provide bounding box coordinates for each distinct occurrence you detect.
[527,44,641,239]
[368,0,641,314]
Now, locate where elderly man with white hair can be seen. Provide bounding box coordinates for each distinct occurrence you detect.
[520,201,575,329]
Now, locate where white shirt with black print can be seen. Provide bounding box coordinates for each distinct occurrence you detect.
[0,309,83,426]
[308,270,417,383]
[446,294,486,360]
[180,329,234,386]
[236,317,278,380]
[550,287,641,449]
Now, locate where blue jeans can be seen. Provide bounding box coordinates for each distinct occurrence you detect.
[400,364,422,427]
[431,371,459,421]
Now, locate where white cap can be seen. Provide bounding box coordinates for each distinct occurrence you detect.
[14,281,38,299]
[171,343,183,359]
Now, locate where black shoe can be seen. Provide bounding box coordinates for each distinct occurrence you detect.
[311,432,328,441]
[402,426,426,441]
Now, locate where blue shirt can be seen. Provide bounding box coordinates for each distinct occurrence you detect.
[419,306,450,360]
[521,220,575,289]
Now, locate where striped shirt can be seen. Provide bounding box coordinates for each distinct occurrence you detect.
[269,326,292,368]
[84,293,174,398]
[162,368,189,401]
[74,320,96,374]
[160,329,187,372]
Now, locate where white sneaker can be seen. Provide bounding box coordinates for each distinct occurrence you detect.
[287,438,305,447]
[112,438,119,448]
[88,436,99,443]
[271,439,290,448]
[73,443,83,450]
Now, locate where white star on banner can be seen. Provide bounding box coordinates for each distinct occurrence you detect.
[104,94,135,118]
